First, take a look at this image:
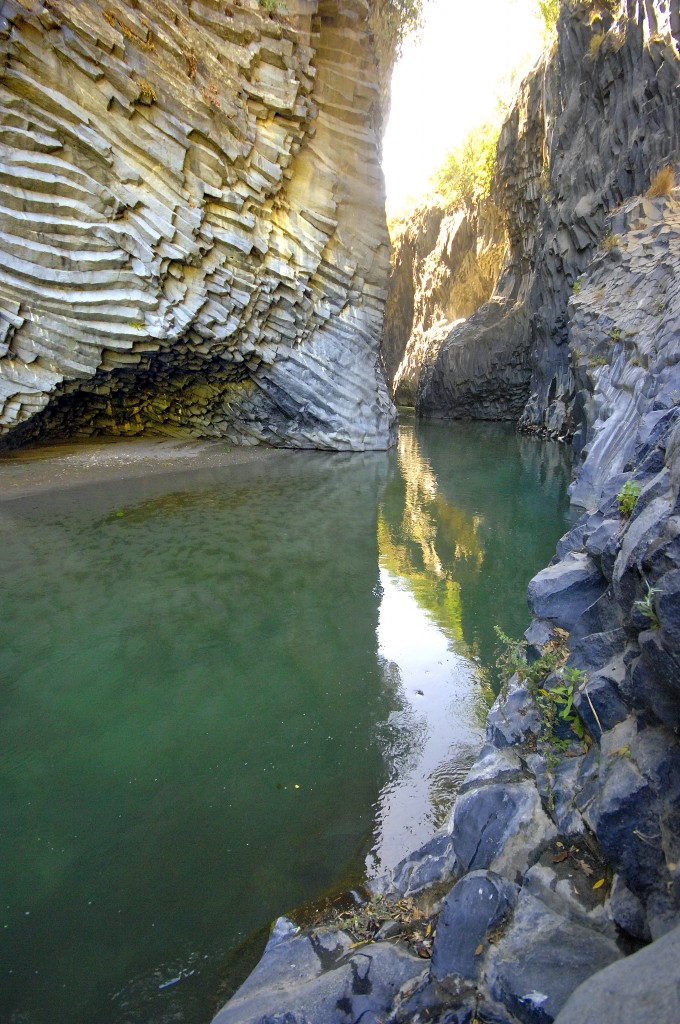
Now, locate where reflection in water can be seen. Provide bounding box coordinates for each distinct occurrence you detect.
[0,421,573,1024]
[368,417,574,870]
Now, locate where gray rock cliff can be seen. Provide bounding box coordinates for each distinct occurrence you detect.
[0,0,395,450]
[382,196,505,405]
[416,0,680,476]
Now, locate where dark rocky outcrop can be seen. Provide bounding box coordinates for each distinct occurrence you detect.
[383,197,505,404]
[416,0,680,458]
[0,0,395,451]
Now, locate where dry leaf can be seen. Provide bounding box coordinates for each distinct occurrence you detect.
[553,851,569,863]
[576,859,594,877]
[593,878,605,889]
[475,944,484,956]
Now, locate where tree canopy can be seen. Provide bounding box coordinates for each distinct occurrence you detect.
[431,120,501,208]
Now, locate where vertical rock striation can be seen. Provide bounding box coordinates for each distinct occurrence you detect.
[0,0,395,450]
[416,0,680,451]
[415,55,550,421]
[520,0,680,443]
[382,197,505,405]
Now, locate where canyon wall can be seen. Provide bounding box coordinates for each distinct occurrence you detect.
[0,0,395,450]
[416,0,680,479]
[382,197,505,405]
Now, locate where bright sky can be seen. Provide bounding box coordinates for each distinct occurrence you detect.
[382,0,546,215]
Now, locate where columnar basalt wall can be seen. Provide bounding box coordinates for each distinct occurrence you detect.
[0,0,395,450]
[520,0,680,442]
[415,55,550,421]
[417,0,680,446]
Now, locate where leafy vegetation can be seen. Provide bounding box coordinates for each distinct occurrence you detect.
[258,0,287,12]
[431,120,501,208]
[537,0,560,35]
[635,581,660,628]
[494,627,586,750]
[369,0,428,93]
[617,480,641,517]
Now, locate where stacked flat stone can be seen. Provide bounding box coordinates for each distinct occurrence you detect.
[0,0,395,450]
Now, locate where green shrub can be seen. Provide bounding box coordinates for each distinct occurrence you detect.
[432,120,501,207]
[537,0,560,34]
[617,480,641,517]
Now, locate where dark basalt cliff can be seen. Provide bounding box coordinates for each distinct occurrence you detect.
[415,0,680,483]
[0,0,395,450]
[382,197,505,405]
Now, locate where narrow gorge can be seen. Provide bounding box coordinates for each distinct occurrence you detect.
[1,1,679,1023]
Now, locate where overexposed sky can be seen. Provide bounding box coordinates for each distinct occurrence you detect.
[382,0,546,214]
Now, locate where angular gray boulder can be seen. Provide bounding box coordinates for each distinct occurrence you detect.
[553,923,680,1024]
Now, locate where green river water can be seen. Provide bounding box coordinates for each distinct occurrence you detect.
[0,418,573,1024]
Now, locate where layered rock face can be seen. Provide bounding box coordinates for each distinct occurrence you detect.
[521,0,680,441]
[0,0,395,450]
[382,197,505,405]
[567,192,680,507]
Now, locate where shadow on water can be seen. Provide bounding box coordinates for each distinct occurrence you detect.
[0,422,574,1024]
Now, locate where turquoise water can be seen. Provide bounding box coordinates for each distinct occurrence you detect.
[0,420,573,1024]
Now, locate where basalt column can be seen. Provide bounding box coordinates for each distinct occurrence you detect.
[0,0,395,450]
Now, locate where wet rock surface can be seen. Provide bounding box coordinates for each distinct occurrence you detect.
[213,357,680,1024]
[0,0,395,451]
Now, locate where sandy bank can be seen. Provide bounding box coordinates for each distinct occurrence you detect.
[0,438,288,501]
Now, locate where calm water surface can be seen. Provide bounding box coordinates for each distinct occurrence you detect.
[0,419,573,1024]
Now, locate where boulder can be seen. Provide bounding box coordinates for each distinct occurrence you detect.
[553,923,680,1024]
[211,918,424,1024]
[527,552,607,631]
[451,782,556,878]
[486,889,621,1024]
[431,871,519,984]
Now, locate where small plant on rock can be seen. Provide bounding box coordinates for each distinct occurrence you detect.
[617,480,641,517]
[602,232,619,251]
[589,32,605,57]
[136,79,157,104]
[634,581,661,629]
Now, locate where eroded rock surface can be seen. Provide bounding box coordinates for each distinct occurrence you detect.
[383,198,505,405]
[0,0,395,450]
[415,52,549,421]
[416,0,680,455]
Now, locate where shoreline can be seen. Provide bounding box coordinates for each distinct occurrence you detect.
[0,438,290,502]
